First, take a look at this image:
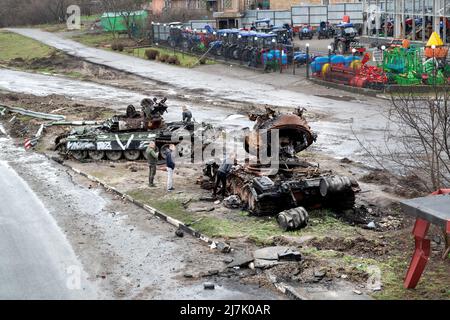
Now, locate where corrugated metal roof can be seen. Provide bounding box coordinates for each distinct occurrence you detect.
[101,10,147,18]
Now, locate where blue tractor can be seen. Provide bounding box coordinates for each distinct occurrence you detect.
[231,31,257,61]
[209,29,230,56]
[299,24,313,40]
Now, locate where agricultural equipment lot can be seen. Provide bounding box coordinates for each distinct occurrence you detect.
[0,26,449,301]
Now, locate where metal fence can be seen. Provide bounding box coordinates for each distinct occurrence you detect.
[291,4,363,26]
[152,20,216,42]
[242,10,291,28]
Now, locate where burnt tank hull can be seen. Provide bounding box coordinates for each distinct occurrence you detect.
[55,98,199,161]
[201,107,359,216]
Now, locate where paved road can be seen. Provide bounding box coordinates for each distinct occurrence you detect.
[7,28,375,109]
[0,127,283,300]
[0,159,96,299]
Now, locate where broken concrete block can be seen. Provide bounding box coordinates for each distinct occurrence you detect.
[254,246,301,262]
[278,249,301,262]
[223,257,234,264]
[253,259,283,269]
[227,253,254,268]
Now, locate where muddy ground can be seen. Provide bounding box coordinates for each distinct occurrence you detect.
[1,90,448,299]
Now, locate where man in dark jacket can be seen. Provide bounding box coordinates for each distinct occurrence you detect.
[213,153,236,197]
[145,141,158,187]
[166,144,176,191]
[182,105,192,123]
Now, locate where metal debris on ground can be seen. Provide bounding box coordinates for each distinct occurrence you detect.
[201,107,360,218]
[175,228,184,237]
[203,282,215,290]
[223,195,242,209]
[277,207,309,231]
[216,242,231,253]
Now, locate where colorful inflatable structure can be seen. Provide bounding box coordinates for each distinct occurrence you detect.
[382,32,449,86]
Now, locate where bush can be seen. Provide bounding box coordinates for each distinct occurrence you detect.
[111,41,124,51]
[145,49,160,60]
[199,57,207,65]
[158,54,169,63]
[167,55,180,65]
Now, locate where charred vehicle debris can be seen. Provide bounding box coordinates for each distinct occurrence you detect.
[48,99,360,229]
[55,97,214,161]
[201,107,360,229]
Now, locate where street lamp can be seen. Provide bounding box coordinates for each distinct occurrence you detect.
[431,44,436,86]
[327,44,332,65]
[305,43,310,79]
[381,45,386,69]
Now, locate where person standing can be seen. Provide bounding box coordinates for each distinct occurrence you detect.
[146,141,158,187]
[165,144,176,192]
[213,153,236,198]
[182,105,192,123]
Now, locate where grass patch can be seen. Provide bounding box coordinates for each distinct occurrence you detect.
[72,32,116,47]
[125,189,356,245]
[0,31,55,62]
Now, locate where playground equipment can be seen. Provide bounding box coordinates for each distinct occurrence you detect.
[382,32,449,86]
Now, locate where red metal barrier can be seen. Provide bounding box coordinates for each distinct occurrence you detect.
[404,188,450,289]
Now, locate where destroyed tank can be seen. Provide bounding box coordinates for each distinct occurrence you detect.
[55,98,206,161]
[202,107,360,226]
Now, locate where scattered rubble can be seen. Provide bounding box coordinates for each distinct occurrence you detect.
[223,195,242,209]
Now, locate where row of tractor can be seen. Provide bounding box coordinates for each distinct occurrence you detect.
[166,24,293,67]
[163,21,363,68]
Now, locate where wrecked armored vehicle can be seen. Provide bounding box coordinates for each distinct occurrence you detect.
[202,107,360,224]
[55,98,209,161]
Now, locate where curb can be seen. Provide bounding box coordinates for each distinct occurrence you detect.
[309,77,383,97]
[43,154,297,300]
[43,154,219,247]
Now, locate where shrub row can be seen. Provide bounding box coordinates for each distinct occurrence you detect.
[145,49,180,65]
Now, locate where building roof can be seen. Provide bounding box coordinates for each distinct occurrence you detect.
[101,10,147,18]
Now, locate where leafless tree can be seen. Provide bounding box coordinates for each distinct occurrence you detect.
[47,0,71,23]
[356,87,450,193]
[0,0,103,27]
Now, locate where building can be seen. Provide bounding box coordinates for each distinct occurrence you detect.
[150,0,214,17]
[362,0,450,43]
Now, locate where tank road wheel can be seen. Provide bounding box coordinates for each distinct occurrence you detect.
[71,150,88,161]
[88,150,105,161]
[106,151,123,161]
[124,150,141,161]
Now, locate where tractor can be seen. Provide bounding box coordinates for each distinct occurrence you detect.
[250,18,273,33]
[231,31,257,61]
[299,24,313,40]
[222,29,241,59]
[330,22,364,55]
[270,27,292,45]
